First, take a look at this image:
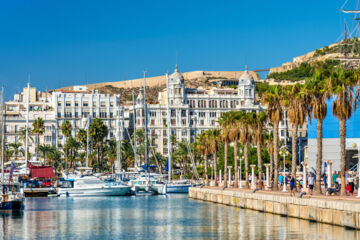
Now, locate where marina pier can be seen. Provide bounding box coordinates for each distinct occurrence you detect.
[189,187,360,230]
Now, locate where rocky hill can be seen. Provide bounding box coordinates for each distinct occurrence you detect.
[57,70,258,102]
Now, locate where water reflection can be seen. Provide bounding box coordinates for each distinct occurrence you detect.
[0,195,359,239]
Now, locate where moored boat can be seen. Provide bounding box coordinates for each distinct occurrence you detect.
[129,176,166,195]
[0,183,24,211]
[57,176,131,197]
[165,180,202,193]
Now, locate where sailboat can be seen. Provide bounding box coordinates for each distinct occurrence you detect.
[0,86,24,211]
[128,72,166,195]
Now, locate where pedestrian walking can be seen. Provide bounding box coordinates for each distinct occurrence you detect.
[308,174,315,195]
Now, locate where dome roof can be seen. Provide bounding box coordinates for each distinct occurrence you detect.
[239,67,254,85]
[169,65,184,84]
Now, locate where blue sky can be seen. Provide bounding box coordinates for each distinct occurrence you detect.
[0,0,357,98]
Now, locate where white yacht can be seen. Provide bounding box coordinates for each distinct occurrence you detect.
[58,176,131,197]
[129,175,166,195]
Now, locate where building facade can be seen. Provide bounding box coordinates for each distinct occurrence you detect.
[51,86,125,146]
[4,87,56,154]
[3,85,126,161]
[134,66,264,157]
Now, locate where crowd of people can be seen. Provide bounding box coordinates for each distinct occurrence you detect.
[273,171,359,196]
[219,170,359,197]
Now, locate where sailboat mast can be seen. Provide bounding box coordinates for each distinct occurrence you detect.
[132,89,138,168]
[1,86,4,183]
[25,82,30,174]
[117,114,122,172]
[143,71,149,180]
[166,73,172,182]
[86,115,89,168]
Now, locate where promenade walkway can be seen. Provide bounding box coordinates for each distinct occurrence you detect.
[189,186,360,229]
[207,186,360,203]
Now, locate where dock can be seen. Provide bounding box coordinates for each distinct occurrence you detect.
[189,187,360,229]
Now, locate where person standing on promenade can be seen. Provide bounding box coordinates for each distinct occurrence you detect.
[323,174,328,190]
[289,176,295,196]
[279,174,284,190]
[308,173,315,195]
[333,171,338,185]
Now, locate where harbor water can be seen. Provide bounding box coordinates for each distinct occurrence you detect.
[0,194,359,239]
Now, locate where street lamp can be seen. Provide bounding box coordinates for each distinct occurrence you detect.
[280,145,288,192]
[239,155,243,189]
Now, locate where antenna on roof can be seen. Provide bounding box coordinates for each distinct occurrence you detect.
[176,51,178,67]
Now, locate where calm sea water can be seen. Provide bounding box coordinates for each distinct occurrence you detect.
[0,194,359,240]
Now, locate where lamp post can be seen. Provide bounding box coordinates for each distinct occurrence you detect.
[227,166,232,187]
[250,164,256,187]
[282,151,287,192]
[239,156,243,188]
[280,145,288,192]
[302,162,307,188]
[219,169,222,185]
[326,160,333,188]
[265,163,271,188]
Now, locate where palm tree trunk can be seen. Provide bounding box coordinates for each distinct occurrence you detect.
[291,124,298,177]
[37,134,40,155]
[244,142,249,189]
[270,150,274,182]
[223,141,228,188]
[339,119,346,196]
[234,140,239,188]
[257,141,262,183]
[205,151,209,186]
[98,145,101,172]
[214,150,218,187]
[315,119,323,194]
[273,122,279,191]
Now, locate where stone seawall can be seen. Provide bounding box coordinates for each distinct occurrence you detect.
[189,187,360,229]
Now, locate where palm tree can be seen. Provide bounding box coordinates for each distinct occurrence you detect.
[47,146,62,175]
[105,140,117,171]
[61,120,72,139]
[89,118,108,171]
[250,112,267,182]
[134,129,145,165]
[195,131,211,186]
[283,84,311,177]
[18,127,34,153]
[327,67,358,195]
[263,131,274,182]
[229,111,243,188]
[63,136,80,169]
[8,142,24,160]
[239,112,253,188]
[218,112,235,188]
[32,117,45,155]
[208,129,221,186]
[262,85,284,191]
[306,69,329,193]
[173,140,191,177]
[38,144,53,164]
[76,128,87,149]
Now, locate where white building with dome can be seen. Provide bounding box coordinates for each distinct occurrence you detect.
[133,66,264,157]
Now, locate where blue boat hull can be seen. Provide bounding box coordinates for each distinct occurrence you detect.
[0,200,24,211]
[166,184,198,193]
